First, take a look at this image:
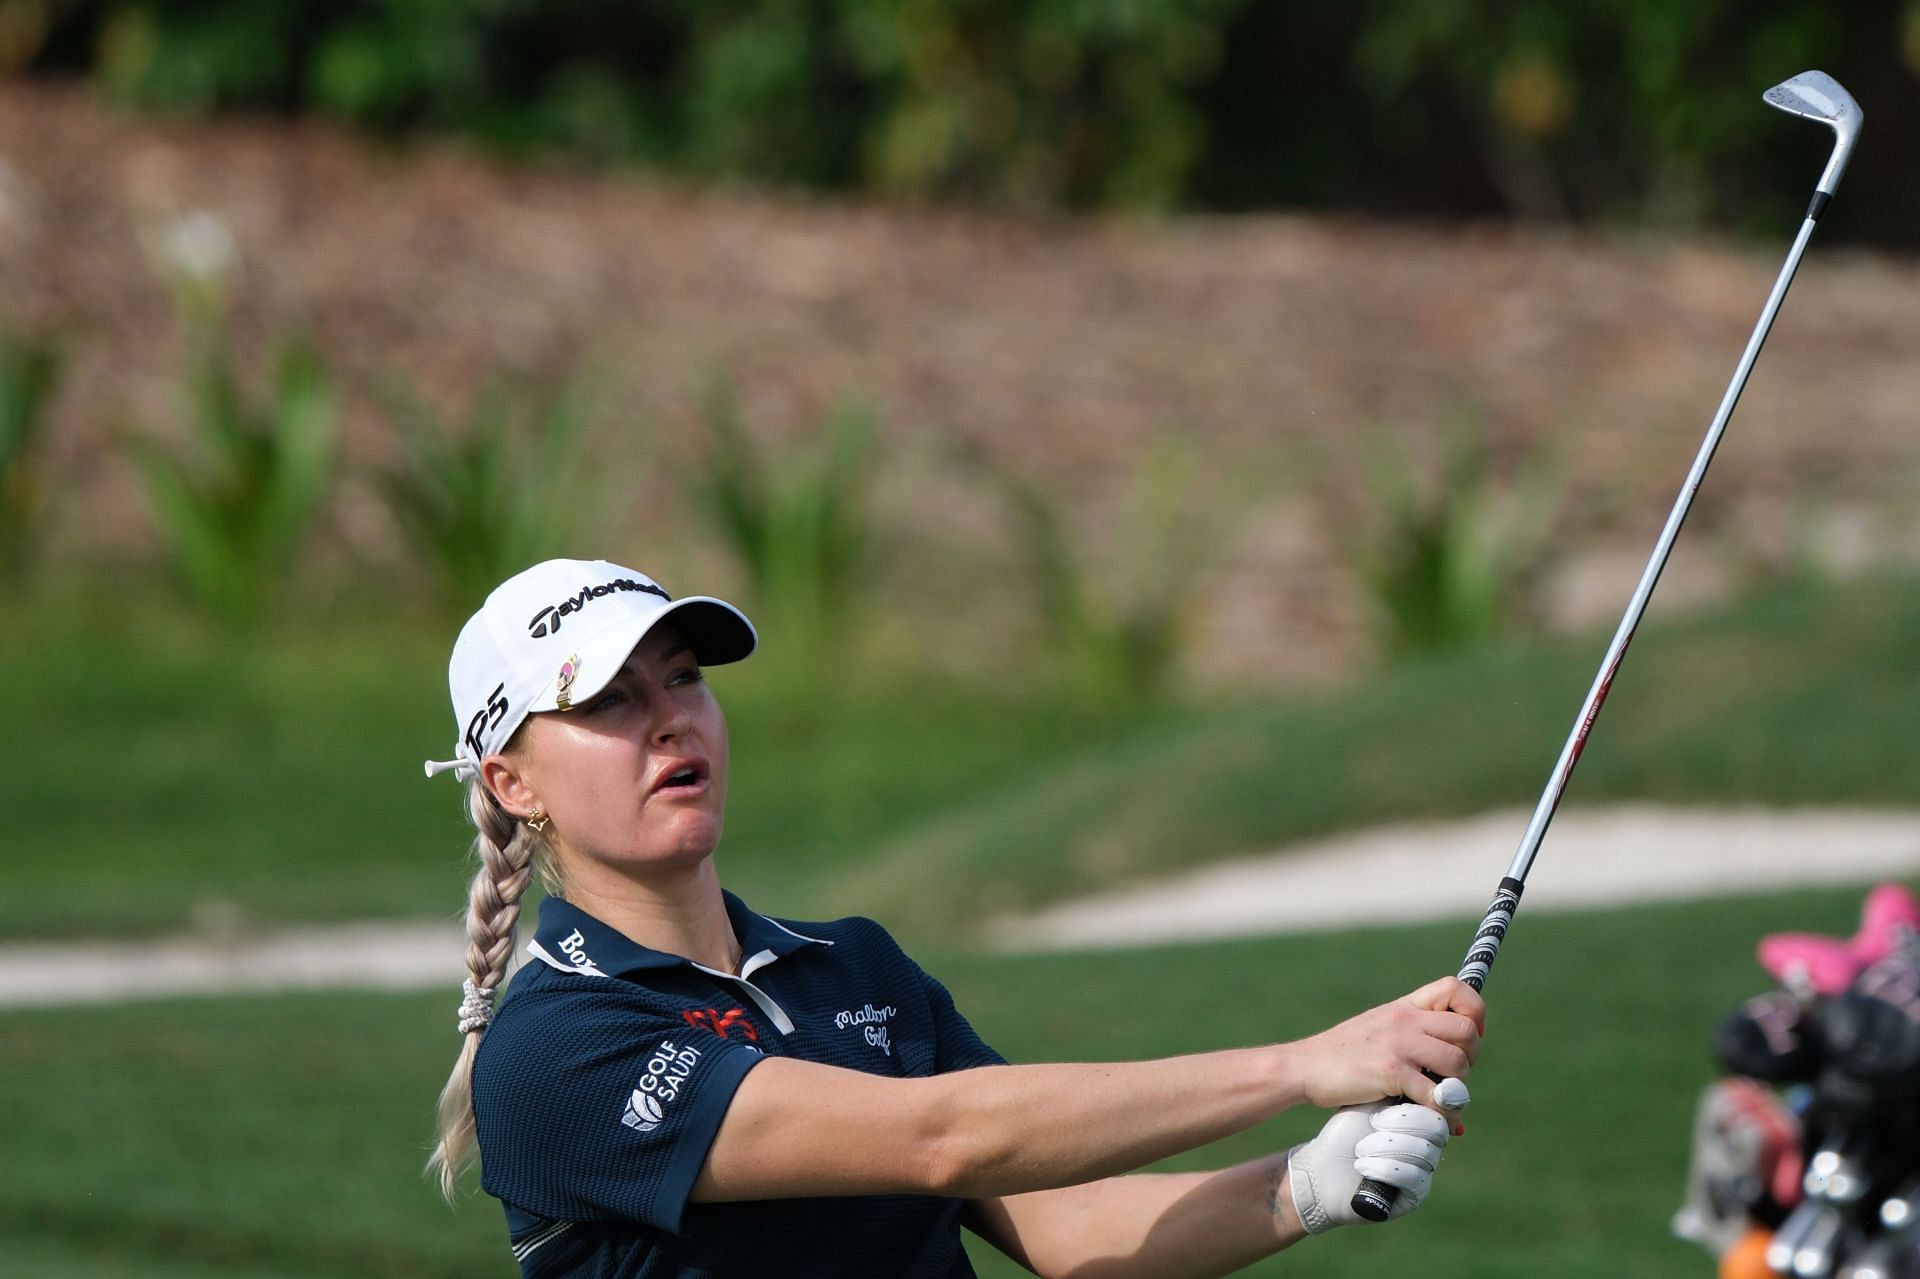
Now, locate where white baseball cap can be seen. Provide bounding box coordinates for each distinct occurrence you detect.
[424,559,756,782]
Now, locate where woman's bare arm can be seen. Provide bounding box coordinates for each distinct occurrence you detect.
[691,976,1482,1204]
[963,1157,1307,1279]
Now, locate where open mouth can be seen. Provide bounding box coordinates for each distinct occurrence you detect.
[655,761,708,794]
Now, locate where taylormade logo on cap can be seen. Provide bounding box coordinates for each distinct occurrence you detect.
[527,578,671,638]
[422,558,757,782]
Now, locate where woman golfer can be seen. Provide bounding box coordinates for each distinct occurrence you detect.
[425,558,1484,1276]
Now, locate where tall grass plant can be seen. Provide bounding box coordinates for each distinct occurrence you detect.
[125,317,335,623]
[691,378,878,663]
[377,375,597,619]
[0,323,64,583]
[1350,414,1560,662]
[990,437,1220,704]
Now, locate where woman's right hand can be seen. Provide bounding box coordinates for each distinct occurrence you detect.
[1281,976,1485,1110]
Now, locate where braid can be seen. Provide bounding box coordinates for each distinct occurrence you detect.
[426,780,541,1201]
[463,787,533,997]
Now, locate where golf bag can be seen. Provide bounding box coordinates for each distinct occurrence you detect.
[1676,883,1920,1279]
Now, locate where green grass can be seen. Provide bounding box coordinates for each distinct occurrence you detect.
[8,547,1913,1278]
[7,571,1920,941]
[0,886,1870,1276]
[0,582,1130,939]
[847,572,1920,934]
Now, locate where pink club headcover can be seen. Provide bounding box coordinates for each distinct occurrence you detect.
[1758,883,1920,996]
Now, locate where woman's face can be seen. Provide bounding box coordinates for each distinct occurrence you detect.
[503,624,730,879]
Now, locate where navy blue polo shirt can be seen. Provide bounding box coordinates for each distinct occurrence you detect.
[470,892,1005,1277]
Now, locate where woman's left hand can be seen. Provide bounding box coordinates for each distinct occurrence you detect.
[1285,1090,1463,1233]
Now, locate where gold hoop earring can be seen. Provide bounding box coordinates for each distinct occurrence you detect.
[526,808,551,835]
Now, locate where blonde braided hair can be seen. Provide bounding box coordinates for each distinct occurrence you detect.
[426,774,554,1200]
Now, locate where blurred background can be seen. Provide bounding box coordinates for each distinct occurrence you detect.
[2,1,1917,1274]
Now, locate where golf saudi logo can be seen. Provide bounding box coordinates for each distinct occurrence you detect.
[621,1041,702,1134]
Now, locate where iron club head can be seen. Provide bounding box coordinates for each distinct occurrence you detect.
[1764,70,1863,196]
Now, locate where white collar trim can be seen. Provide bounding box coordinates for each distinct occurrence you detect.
[759,914,834,948]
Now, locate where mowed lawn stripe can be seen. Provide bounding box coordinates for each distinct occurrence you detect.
[8,573,1920,943]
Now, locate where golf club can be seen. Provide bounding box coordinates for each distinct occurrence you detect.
[1351,69,1863,1223]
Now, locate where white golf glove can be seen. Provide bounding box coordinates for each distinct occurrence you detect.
[1286,1085,1462,1233]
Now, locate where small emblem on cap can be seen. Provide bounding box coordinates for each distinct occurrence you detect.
[554,655,580,712]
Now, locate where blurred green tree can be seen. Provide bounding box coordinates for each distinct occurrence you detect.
[15,0,1918,237]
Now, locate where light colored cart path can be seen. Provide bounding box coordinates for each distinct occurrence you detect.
[987,805,1920,952]
[4,806,1919,1007]
[0,921,469,1009]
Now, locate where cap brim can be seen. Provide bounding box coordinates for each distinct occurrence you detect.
[525,597,756,714]
[656,597,758,666]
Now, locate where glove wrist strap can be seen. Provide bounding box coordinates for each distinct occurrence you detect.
[1286,1144,1339,1234]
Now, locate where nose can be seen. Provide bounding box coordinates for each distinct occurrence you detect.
[650,686,694,744]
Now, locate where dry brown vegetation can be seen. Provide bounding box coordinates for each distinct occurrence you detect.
[5,83,1917,685]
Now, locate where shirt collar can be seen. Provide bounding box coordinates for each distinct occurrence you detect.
[526,891,831,981]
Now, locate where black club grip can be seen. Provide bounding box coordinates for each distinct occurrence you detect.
[1350,1177,1397,1222]
[1345,878,1520,1223]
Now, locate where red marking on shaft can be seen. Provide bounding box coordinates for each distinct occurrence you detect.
[1566,646,1630,773]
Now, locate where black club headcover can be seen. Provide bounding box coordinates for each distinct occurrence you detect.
[1716,990,1823,1082]
[1824,951,1920,1092]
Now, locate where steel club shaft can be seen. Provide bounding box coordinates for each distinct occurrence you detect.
[1348,70,1861,1224]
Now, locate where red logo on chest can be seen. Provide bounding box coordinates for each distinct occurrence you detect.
[683,1007,758,1041]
